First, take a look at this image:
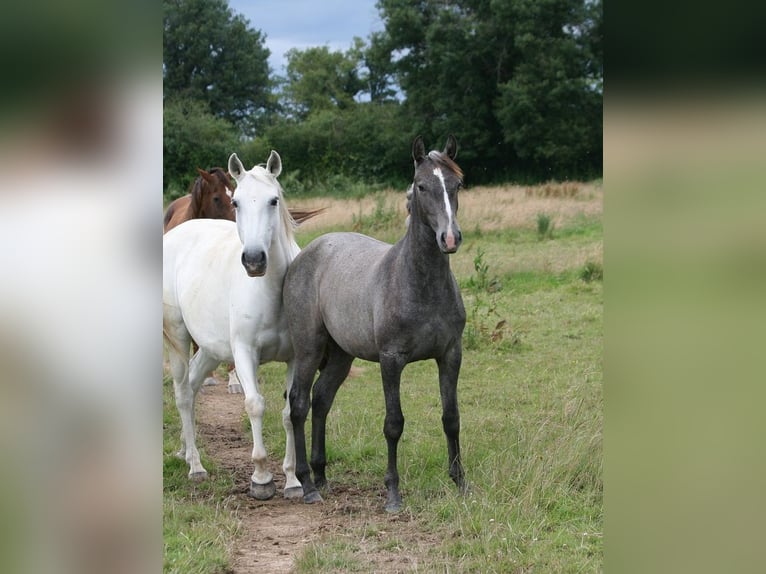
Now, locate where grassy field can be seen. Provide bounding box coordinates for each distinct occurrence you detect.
[164,181,603,572]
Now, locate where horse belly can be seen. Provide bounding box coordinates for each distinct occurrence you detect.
[320,290,379,362]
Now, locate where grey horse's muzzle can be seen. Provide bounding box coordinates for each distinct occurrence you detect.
[438,226,462,254]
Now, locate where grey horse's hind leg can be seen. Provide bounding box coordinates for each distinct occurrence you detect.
[379,351,407,513]
[289,343,327,504]
[437,344,467,493]
[310,340,354,490]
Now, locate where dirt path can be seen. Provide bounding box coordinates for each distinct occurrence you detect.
[195,380,432,573]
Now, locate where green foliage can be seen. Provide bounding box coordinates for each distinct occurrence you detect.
[280,45,364,119]
[163,0,273,135]
[162,0,602,193]
[463,248,512,350]
[537,212,555,240]
[580,260,604,282]
[162,98,240,197]
[375,0,603,182]
[261,102,412,187]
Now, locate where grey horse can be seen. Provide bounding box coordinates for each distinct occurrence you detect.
[284,135,468,512]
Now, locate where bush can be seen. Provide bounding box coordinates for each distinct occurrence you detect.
[163,98,240,200]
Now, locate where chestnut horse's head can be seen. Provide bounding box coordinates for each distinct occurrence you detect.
[190,167,235,221]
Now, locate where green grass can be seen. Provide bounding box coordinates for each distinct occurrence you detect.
[164,183,603,572]
[163,376,240,574]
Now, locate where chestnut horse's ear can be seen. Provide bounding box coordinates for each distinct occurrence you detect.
[444,134,458,160]
[228,153,245,181]
[266,150,282,178]
[412,135,426,164]
[196,167,215,185]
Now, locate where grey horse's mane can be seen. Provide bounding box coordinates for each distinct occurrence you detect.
[427,150,464,181]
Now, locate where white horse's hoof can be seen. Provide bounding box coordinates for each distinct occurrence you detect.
[283,486,304,500]
[189,470,208,481]
[227,383,243,394]
[248,480,276,500]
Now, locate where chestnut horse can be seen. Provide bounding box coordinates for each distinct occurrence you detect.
[163,168,234,233]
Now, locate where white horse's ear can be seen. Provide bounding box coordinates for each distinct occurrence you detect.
[267,150,282,178]
[412,135,426,164]
[228,153,245,181]
[444,134,458,160]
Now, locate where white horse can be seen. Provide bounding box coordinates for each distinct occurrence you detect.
[163,151,303,499]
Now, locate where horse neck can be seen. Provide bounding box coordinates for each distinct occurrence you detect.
[399,214,452,282]
[267,223,299,277]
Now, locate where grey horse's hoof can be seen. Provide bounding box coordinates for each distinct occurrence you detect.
[303,490,323,504]
[248,480,276,500]
[384,501,402,513]
[283,486,304,500]
[189,470,208,482]
[203,376,217,386]
[227,383,244,394]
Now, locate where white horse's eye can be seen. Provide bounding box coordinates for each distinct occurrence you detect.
[270,197,279,207]
[231,199,239,209]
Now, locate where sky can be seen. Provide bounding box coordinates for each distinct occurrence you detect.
[227,0,384,74]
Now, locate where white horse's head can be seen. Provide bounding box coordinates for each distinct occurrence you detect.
[228,151,285,277]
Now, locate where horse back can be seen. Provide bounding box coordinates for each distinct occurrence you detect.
[163,195,192,233]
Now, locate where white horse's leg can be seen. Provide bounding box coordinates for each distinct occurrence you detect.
[166,337,190,461]
[179,349,220,480]
[231,345,276,500]
[282,361,303,499]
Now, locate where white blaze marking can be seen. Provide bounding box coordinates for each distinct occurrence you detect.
[433,167,456,249]
[433,167,452,226]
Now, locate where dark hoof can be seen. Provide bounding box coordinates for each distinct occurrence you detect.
[283,486,304,500]
[384,492,402,513]
[189,470,208,481]
[248,480,276,500]
[303,490,323,504]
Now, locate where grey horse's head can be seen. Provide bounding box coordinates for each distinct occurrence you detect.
[410,135,463,254]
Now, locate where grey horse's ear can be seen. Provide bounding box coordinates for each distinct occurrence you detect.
[267,150,282,178]
[228,153,245,181]
[444,134,458,160]
[412,135,426,164]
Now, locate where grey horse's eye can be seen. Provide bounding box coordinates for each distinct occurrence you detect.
[231,199,239,208]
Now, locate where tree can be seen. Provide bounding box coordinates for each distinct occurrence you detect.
[495,0,602,178]
[279,46,365,119]
[163,0,273,135]
[374,0,602,181]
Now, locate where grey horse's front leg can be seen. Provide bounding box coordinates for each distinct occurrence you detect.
[437,344,467,493]
[380,352,407,512]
